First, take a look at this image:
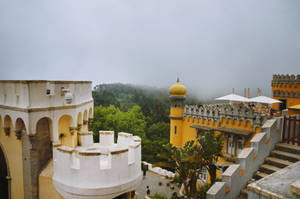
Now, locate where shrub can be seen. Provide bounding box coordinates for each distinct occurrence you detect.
[150,193,168,199]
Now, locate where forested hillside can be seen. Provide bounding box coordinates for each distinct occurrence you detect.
[90,83,200,163]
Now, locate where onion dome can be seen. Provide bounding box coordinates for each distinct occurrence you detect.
[169,78,186,96]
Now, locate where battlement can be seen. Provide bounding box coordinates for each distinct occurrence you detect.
[207,118,282,199]
[184,104,268,127]
[0,80,92,109]
[52,131,142,199]
[272,74,300,85]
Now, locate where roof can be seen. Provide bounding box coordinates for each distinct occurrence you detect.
[169,79,186,96]
[215,94,250,102]
[190,125,253,137]
[249,96,281,104]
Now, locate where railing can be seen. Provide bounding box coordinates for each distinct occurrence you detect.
[282,116,300,146]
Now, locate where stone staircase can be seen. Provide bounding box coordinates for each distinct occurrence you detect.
[237,143,300,199]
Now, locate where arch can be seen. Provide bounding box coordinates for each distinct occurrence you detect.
[4,115,13,136]
[88,107,93,120]
[213,120,218,127]
[83,110,88,122]
[24,117,53,199]
[15,118,26,140]
[77,112,82,126]
[36,117,52,137]
[15,118,26,131]
[58,115,74,147]
[0,143,10,199]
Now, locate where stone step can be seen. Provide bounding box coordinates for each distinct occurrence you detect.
[247,179,256,185]
[271,150,300,162]
[253,171,268,180]
[265,157,293,168]
[275,143,300,155]
[259,164,281,174]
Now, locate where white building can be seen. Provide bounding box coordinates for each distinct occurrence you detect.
[0,80,142,199]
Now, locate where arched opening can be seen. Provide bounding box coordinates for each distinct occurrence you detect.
[58,115,73,147]
[88,107,93,123]
[33,117,52,172]
[4,115,13,137]
[83,110,88,131]
[21,117,52,199]
[15,118,26,140]
[76,112,82,146]
[0,144,9,199]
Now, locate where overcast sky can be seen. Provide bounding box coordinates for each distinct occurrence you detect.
[1,0,300,99]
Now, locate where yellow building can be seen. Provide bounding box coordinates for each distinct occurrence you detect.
[169,80,267,181]
[272,74,300,115]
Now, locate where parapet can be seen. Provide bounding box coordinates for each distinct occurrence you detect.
[52,131,142,199]
[206,118,282,199]
[272,74,300,85]
[184,104,268,128]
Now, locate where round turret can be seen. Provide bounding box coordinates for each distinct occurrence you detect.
[169,79,186,96]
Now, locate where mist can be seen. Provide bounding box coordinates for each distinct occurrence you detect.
[1,0,300,100]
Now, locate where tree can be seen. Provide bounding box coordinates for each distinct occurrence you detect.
[154,141,203,199]
[146,122,170,140]
[198,131,223,185]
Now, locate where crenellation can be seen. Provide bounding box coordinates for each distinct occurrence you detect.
[52,131,142,198]
[272,74,300,85]
[184,104,267,128]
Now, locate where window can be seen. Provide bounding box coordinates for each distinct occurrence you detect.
[226,135,235,156]
[174,126,177,135]
[279,99,287,111]
[237,137,244,155]
[199,167,208,182]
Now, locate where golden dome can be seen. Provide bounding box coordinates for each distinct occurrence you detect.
[169,78,186,96]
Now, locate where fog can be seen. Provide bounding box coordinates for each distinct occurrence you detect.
[1,0,300,99]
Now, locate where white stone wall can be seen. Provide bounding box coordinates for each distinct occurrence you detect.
[53,132,142,199]
[207,118,282,199]
[0,80,93,142]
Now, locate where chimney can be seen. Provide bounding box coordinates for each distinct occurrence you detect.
[244,88,247,97]
[248,88,250,98]
[232,88,235,94]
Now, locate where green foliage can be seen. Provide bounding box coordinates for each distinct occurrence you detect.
[154,141,204,199]
[150,193,168,199]
[173,175,182,184]
[147,122,170,140]
[91,83,201,164]
[198,131,223,185]
[89,105,146,141]
[196,183,212,199]
[171,192,184,199]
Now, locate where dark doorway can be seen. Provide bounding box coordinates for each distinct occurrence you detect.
[0,146,8,199]
[279,99,287,111]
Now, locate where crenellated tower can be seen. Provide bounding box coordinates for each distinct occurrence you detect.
[169,79,186,146]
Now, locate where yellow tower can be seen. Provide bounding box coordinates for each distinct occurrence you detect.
[169,78,186,146]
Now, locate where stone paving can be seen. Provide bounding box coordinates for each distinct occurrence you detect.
[136,171,180,199]
[248,161,300,199]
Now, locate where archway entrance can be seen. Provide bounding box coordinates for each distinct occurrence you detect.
[0,146,9,199]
